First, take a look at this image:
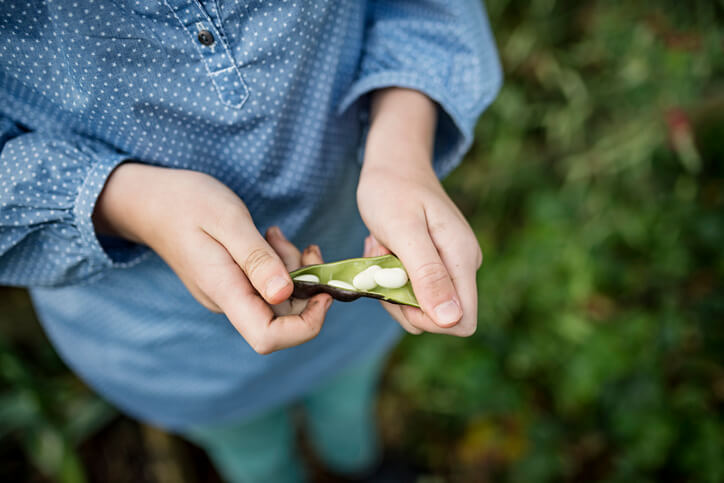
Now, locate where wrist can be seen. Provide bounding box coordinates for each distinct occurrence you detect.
[93,162,161,244]
[363,88,437,175]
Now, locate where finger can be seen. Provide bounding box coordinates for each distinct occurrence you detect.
[369,235,439,333]
[192,233,327,352]
[268,228,299,314]
[216,272,331,353]
[205,213,293,305]
[188,283,223,313]
[380,301,423,335]
[278,245,324,316]
[447,268,478,337]
[193,237,281,339]
[256,294,333,353]
[301,244,324,266]
[266,226,302,271]
[385,221,462,329]
[430,228,481,336]
[271,299,293,317]
[269,244,330,340]
[396,298,475,337]
[289,297,310,314]
[399,305,455,335]
[369,235,391,256]
[183,231,238,313]
[364,237,421,334]
[390,304,475,337]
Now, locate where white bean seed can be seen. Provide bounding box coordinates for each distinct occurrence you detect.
[327,280,356,291]
[352,265,382,291]
[293,274,320,283]
[374,268,408,289]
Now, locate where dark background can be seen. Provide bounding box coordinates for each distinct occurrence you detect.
[1,0,723,481]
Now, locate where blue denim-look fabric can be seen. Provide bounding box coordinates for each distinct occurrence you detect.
[0,0,501,429]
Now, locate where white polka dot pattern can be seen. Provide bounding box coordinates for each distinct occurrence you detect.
[0,0,501,428]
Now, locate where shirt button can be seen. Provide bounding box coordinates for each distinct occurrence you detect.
[197,30,215,46]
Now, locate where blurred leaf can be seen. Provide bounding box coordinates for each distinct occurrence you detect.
[385,1,724,481]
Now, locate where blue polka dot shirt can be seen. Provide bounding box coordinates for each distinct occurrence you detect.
[0,0,501,429]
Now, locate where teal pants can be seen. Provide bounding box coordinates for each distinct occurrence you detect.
[184,354,386,483]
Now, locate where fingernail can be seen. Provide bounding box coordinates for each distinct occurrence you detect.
[268,226,280,237]
[266,276,290,299]
[434,300,462,326]
[325,296,333,309]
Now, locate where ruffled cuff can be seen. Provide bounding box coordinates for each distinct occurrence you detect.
[0,132,149,287]
[338,70,500,179]
[73,153,150,276]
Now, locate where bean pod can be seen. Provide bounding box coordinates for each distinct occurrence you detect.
[289,254,418,307]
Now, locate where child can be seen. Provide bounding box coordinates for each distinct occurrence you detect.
[0,1,501,481]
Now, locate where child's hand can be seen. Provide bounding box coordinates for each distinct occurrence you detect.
[94,163,332,354]
[357,88,481,337]
[358,163,481,337]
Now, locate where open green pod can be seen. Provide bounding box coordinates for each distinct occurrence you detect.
[289,254,419,308]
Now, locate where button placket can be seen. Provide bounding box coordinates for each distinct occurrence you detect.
[163,0,249,108]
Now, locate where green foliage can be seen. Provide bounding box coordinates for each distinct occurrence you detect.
[384,0,724,481]
[0,290,115,483]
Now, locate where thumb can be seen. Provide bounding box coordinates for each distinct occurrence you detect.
[385,225,462,328]
[233,233,294,305]
[205,214,293,305]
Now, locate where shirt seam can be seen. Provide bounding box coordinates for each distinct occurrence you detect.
[162,0,249,109]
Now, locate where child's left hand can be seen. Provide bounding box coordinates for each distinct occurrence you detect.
[358,159,481,338]
[356,88,482,337]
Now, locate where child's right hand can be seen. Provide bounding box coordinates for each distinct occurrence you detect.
[93,163,332,354]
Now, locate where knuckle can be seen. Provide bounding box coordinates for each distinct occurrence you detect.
[308,321,322,338]
[428,219,449,237]
[250,337,274,355]
[201,300,222,313]
[455,322,477,337]
[197,269,240,306]
[454,239,482,266]
[406,325,423,335]
[467,239,483,267]
[414,261,450,291]
[197,269,225,294]
[271,301,292,317]
[473,243,483,268]
[244,247,275,279]
[254,346,273,356]
[244,326,274,355]
[303,305,324,338]
[189,285,223,313]
[211,202,247,236]
[299,320,320,340]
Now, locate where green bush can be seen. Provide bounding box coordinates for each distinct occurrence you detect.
[382,1,724,481]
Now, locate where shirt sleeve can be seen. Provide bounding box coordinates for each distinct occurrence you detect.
[0,115,149,287]
[338,0,503,178]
